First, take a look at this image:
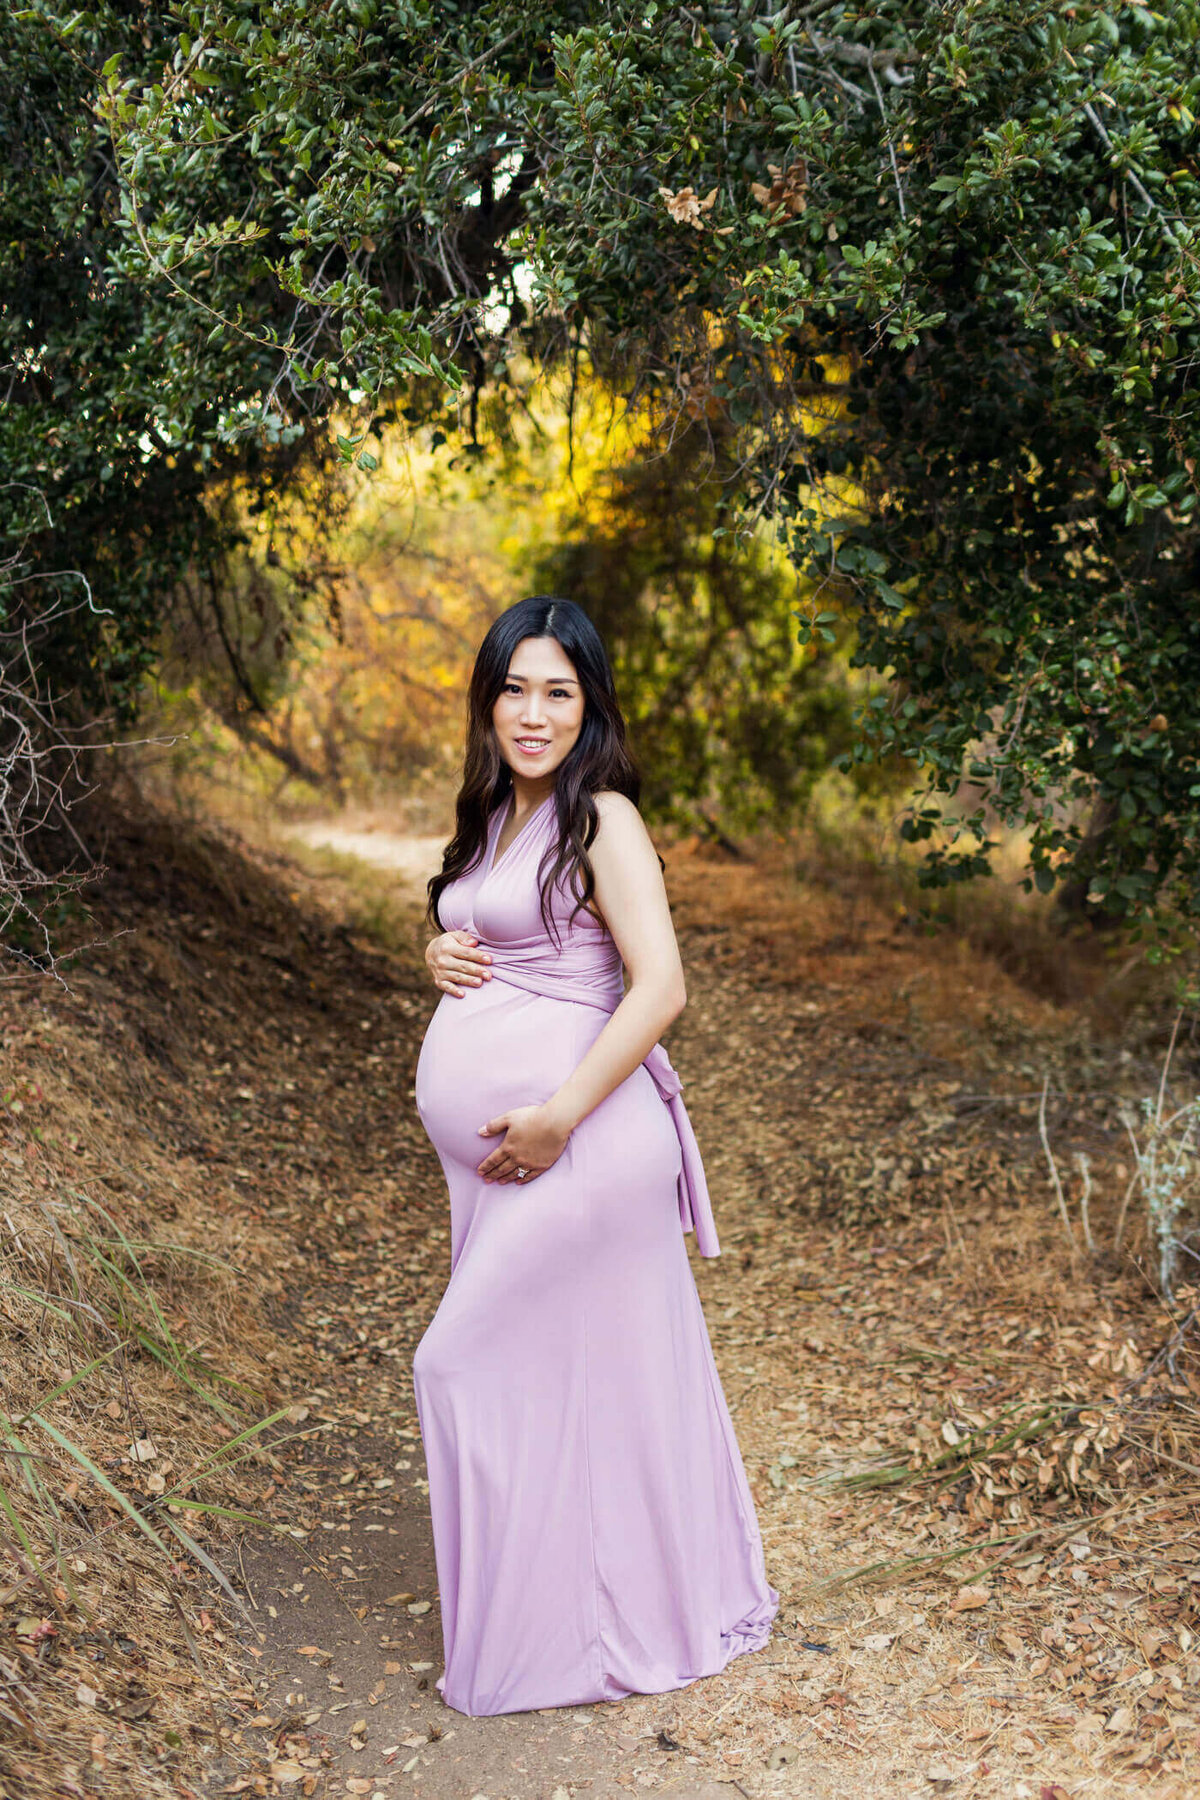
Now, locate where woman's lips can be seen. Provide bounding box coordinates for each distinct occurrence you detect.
[514,738,550,755]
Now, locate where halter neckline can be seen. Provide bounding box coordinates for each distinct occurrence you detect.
[488,790,555,876]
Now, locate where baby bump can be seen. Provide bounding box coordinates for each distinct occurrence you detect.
[415,981,595,1171]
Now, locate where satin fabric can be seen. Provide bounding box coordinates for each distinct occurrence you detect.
[412,792,778,1715]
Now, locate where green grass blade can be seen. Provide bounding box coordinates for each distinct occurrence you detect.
[156,1510,252,1622]
[164,1405,295,1492]
[26,1412,172,1558]
[0,1281,79,1326]
[129,1325,242,1426]
[10,1343,125,1426]
[0,1460,58,1607]
[159,1497,278,1527]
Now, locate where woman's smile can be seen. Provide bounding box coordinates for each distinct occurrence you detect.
[492,634,586,785]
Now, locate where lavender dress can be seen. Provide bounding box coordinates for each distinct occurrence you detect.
[412,791,777,1716]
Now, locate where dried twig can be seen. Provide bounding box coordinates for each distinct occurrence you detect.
[1038,1074,1076,1251]
[1074,1151,1095,1255]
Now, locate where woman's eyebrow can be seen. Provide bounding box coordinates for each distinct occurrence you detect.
[506,672,579,685]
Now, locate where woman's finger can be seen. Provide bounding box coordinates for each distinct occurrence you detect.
[434,958,478,985]
[447,935,492,966]
[479,1154,530,1182]
[436,954,488,978]
[493,1158,538,1184]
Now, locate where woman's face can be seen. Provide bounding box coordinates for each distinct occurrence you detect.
[491,634,586,785]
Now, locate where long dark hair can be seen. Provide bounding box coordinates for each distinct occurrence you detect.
[427,597,641,937]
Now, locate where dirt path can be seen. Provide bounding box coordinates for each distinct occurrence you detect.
[284,821,448,891]
[229,823,787,1800]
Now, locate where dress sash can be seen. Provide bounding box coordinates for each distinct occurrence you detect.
[481,958,721,1258]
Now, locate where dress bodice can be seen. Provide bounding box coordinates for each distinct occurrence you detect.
[434,789,720,1257]
[437,793,626,1004]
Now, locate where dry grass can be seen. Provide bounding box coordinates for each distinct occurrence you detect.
[0,810,350,1800]
[611,839,1200,1798]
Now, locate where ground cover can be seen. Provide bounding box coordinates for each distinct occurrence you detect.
[1,802,1196,1799]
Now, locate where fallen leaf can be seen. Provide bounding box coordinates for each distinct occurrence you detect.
[1105,1706,1136,1733]
[382,1592,415,1606]
[267,1761,306,1785]
[75,1684,100,1709]
[407,1599,432,1616]
[950,1583,991,1614]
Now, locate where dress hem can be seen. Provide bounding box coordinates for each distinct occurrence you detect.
[434,1588,779,1718]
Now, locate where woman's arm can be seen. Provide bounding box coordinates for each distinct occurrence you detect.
[476,791,686,1183]
[543,791,685,1130]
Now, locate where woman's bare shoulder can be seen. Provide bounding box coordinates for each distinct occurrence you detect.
[590,790,658,869]
[591,788,642,820]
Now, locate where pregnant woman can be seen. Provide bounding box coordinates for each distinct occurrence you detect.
[413,595,777,1717]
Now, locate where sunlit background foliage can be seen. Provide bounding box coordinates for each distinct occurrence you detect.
[4,0,1200,925]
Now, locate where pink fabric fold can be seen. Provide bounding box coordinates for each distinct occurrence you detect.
[481,955,721,1258]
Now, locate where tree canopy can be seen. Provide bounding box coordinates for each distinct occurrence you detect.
[4,1,1200,918]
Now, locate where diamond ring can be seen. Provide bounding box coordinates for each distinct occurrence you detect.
[516,1167,529,1179]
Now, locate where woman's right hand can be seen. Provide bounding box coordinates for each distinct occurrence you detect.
[425,929,493,998]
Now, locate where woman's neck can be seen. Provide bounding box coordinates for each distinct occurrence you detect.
[508,775,556,814]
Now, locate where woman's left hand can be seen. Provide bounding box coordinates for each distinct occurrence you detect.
[476,1104,570,1185]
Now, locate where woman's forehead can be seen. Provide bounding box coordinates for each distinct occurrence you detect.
[506,636,579,682]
